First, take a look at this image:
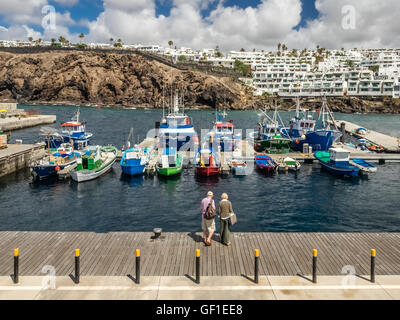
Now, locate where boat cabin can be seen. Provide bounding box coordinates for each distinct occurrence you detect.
[61,122,86,137]
[329,148,350,167]
[289,118,316,131]
[214,122,234,134]
[163,114,190,128]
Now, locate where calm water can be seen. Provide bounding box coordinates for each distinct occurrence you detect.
[0,105,399,233]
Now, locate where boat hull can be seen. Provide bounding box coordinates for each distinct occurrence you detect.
[31,160,76,180]
[319,161,359,177]
[70,157,116,182]
[157,166,182,177]
[195,166,220,177]
[282,129,341,152]
[121,164,145,176]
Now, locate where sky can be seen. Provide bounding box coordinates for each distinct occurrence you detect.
[0,0,399,51]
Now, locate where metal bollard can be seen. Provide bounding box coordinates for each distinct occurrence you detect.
[136,249,141,284]
[75,249,80,284]
[196,249,200,284]
[254,249,259,284]
[312,249,318,283]
[371,249,376,283]
[13,248,19,284]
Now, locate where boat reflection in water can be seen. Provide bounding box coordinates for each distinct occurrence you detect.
[119,174,144,188]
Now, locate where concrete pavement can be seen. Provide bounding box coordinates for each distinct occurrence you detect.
[0,275,399,300]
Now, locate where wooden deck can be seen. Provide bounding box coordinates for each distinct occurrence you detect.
[0,232,399,277]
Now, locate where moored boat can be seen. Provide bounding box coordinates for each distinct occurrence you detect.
[350,158,377,176]
[255,155,277,173]
[120,146,150,176]
[276,157,301,172]
[41,109,92,150]
[30,143,79,181]
[280,97,342,152]
[194,148,220,177]
[231,159,248,176]
[157,148,183,177]
[314,148,359,177]
[207,110,240,152]
[70,145,118,182]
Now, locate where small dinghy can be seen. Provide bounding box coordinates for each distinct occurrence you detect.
[350,158,377,176]
[276,157,301,172]
[255,155,277,174]
[231,159,248,176]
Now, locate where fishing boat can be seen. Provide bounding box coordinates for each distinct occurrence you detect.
[158,93,198,152]
[231,159,248,176]
[280,97,342,152]
[276,157,301,172]
[194,147,221,176]
[30,143,80,181]
[253,107,291,153]
[157,147,183,177]
[350,158,377,176]
[120,146,150,176]
[255,155,277,173]
[41,109,93,150]
[70,145,118,182]
[314,148,359,177]
[206,110,241,152]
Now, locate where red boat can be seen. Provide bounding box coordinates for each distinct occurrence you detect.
[194,148,220,176]
[195,166,220,176]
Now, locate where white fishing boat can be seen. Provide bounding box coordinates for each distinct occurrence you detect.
[70,145,118,182]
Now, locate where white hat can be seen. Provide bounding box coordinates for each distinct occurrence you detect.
[207,191,213,196]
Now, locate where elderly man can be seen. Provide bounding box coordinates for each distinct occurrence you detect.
[200,191,216,246]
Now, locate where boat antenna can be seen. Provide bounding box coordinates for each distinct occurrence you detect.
[295,96,300,119]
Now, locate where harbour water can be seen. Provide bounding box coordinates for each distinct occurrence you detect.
[0,105,399,233]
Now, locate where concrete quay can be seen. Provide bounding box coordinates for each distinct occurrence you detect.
[0,143,46,178]
[0,115,56,132]
[0,275,399,300]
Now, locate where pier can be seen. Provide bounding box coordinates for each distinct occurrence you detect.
[0,143,46,178]
[330,119,400,153]
[0,115,56,131]
[0,231,399,299]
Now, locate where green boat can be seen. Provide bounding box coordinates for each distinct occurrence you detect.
[157,148,183,177]
[254,135,291,154]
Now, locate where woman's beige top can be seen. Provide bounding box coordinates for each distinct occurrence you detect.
[218,200,233,219]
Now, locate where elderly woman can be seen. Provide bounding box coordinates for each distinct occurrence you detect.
[218,193,234,246]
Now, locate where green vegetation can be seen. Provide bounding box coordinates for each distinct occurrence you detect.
[76,43,87,49]
[368,65,379,73]
[177,55,187,62]
[234,59,251,77]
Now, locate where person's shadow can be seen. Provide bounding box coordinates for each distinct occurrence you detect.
[187,232,221,243]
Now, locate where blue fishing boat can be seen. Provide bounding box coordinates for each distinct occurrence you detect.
[255,155,277,174]
[30,143,80,181]
[120,146,150,176]
[158,93,198,152]
[206,110,241,152]
[314,148,359,177]
[41,110,92,150]
[280,97,342,151]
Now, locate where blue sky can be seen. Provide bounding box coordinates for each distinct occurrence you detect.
[0,0,319,34]
[1,0,398,50]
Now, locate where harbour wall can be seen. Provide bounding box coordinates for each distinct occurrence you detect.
[0,144,46,178]
[0,115,56,131]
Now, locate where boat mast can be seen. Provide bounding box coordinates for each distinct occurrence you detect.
[162,85,165,119]
[295,96,300,119]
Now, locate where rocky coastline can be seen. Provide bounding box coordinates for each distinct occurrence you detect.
[0,50,399,114]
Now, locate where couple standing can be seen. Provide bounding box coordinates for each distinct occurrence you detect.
[200,191,235,247]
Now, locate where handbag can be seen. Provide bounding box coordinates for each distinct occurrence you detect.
[229,212,237,225]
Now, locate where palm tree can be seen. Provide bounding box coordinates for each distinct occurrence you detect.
[240,48,245,52]
[79,33,85,43]
[277,43,281,52]
[168,40,173,48]
[28,37,33,43]
[58,36,66,44]
[109,38,114,43]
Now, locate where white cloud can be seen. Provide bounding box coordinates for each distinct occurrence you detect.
[1,0,400,50]
[0,24,41,41]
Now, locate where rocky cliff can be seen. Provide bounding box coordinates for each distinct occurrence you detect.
[0,50,399,113]
[0,51,254,109]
